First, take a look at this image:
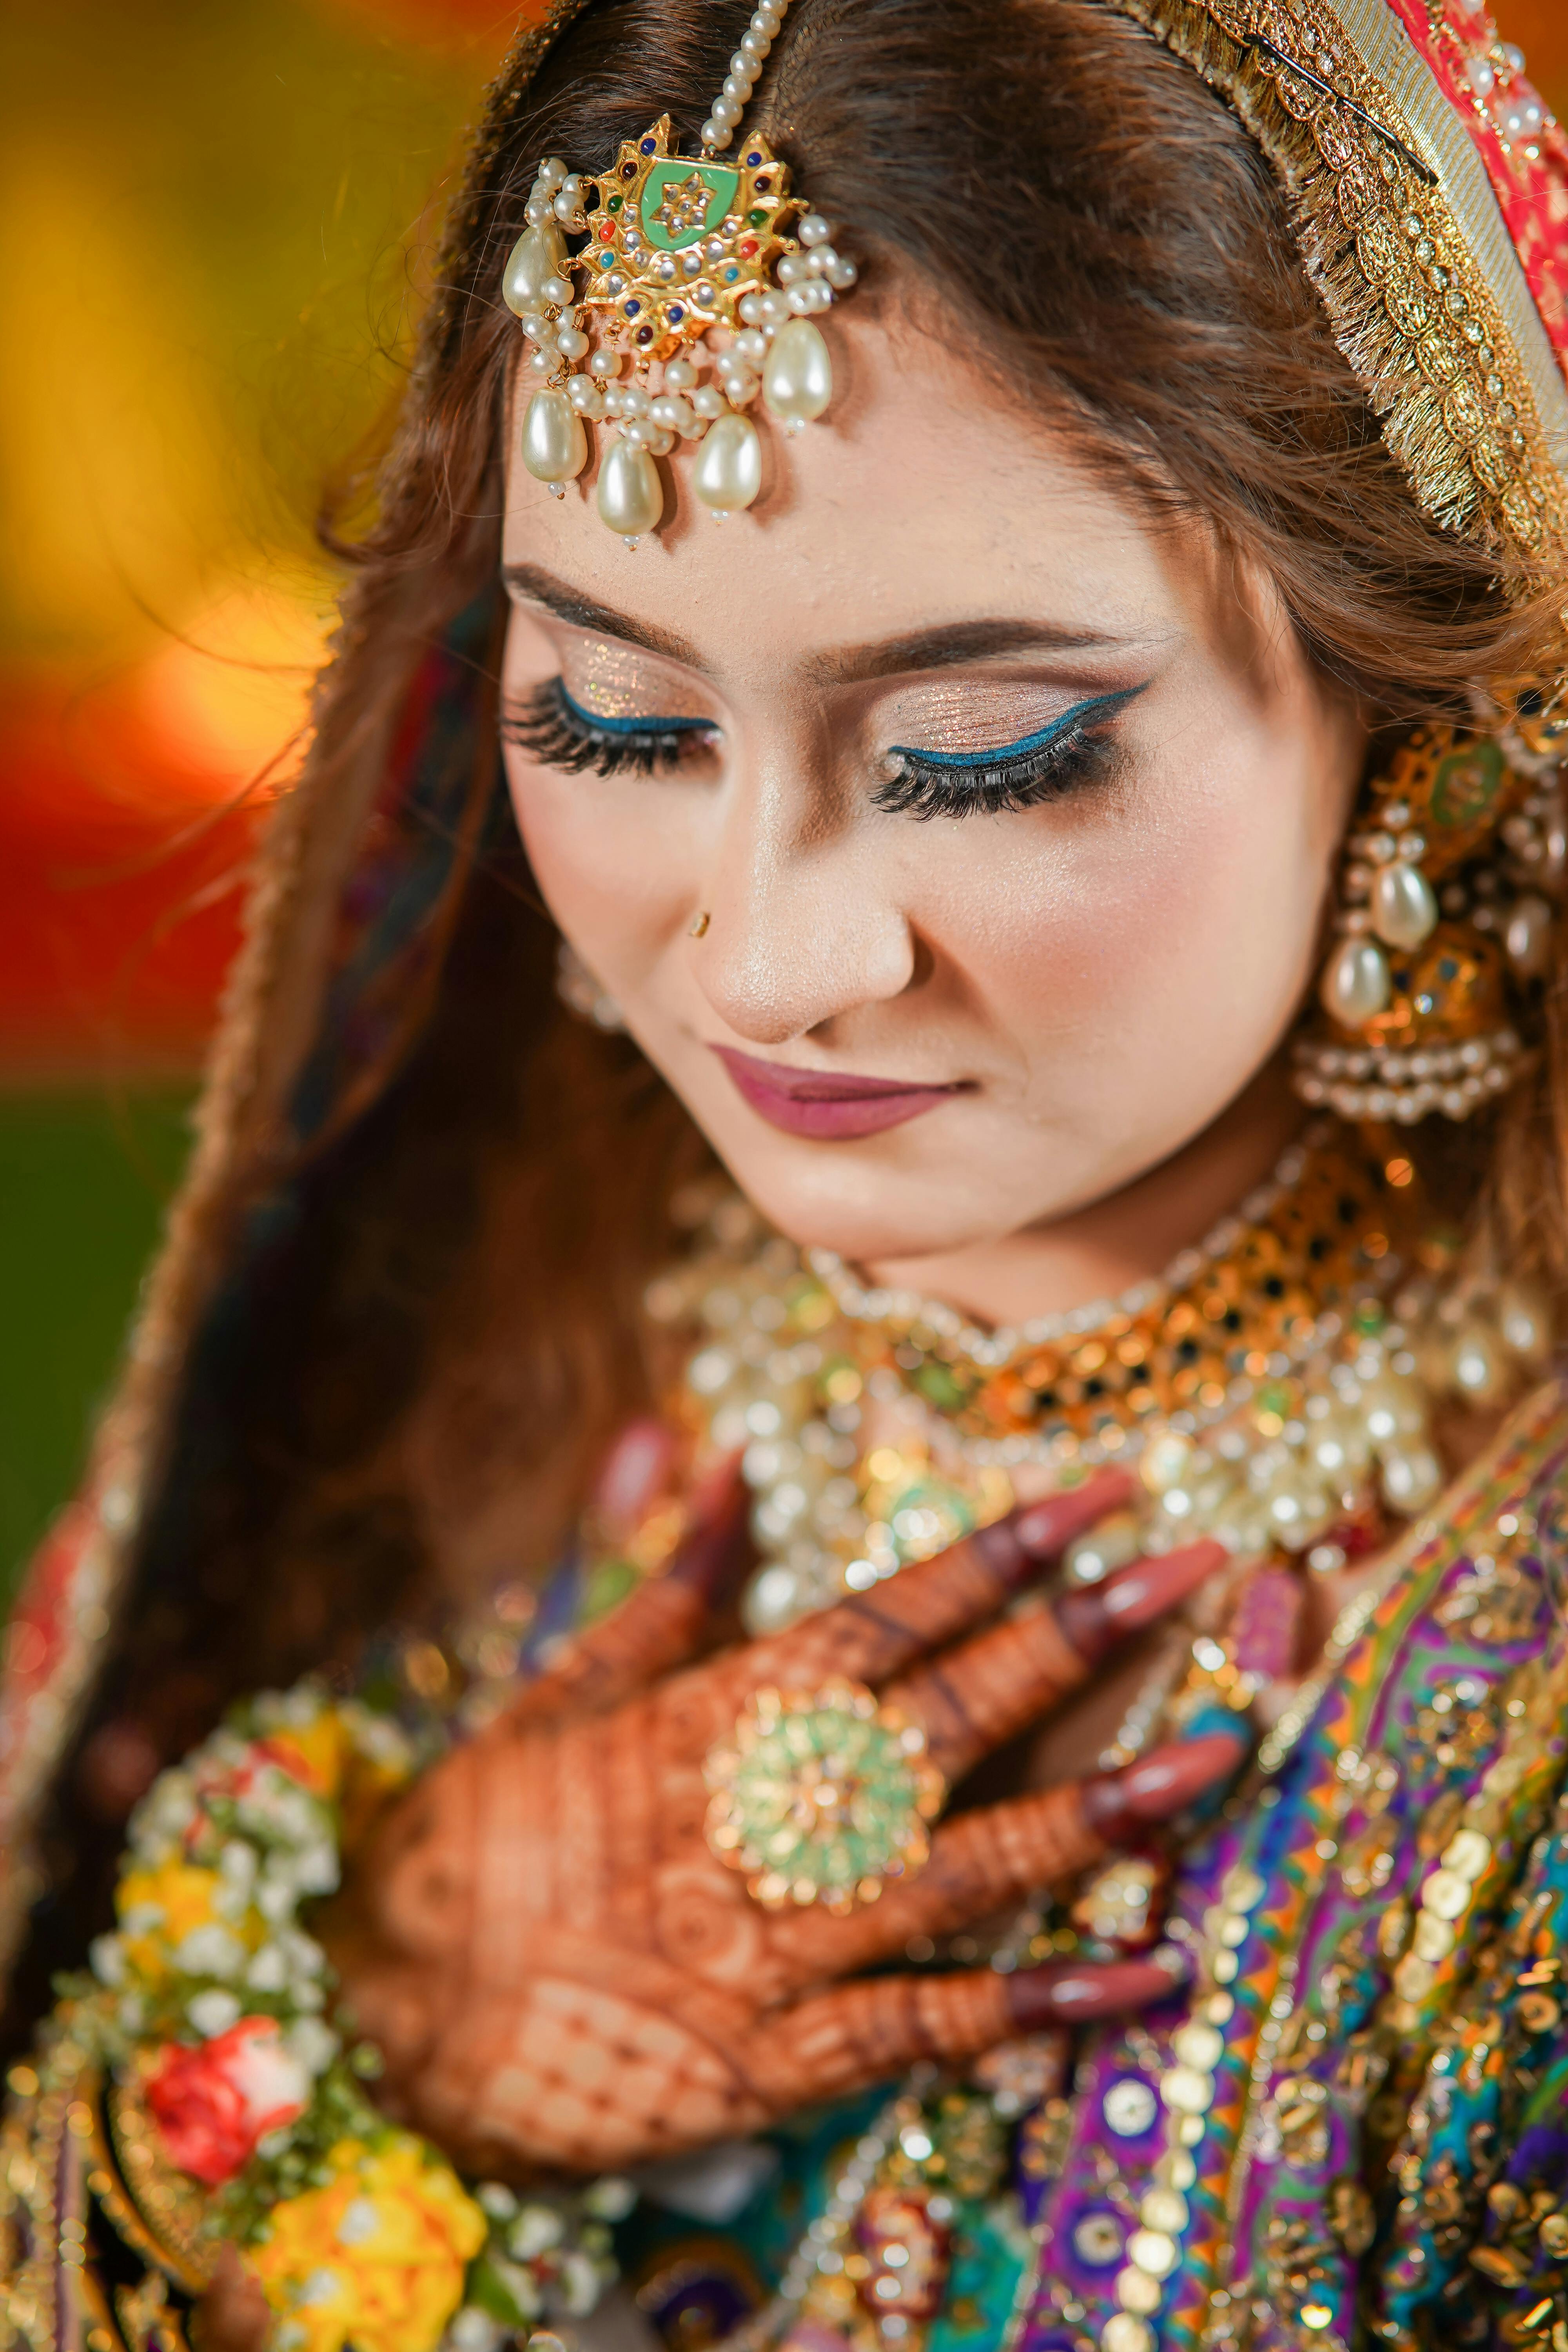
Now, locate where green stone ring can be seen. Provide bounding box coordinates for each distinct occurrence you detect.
[703,1677,947,1913]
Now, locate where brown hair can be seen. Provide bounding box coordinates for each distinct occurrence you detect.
[13,0,1566,2032]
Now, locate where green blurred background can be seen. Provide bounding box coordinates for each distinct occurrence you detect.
[3,0,1568,1613]
[0,0,512,1602]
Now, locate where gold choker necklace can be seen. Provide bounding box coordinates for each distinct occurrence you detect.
[646,1130,1549,1709]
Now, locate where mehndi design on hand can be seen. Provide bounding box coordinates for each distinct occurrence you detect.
[328,1469,1239,2176]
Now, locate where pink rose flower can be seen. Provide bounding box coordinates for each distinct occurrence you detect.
[145,2015,312,2186]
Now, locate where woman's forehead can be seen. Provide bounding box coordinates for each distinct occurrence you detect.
[501,323,1196,678]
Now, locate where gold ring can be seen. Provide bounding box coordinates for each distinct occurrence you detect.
[702,1677,946,1913]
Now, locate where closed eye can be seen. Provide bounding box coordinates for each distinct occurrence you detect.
[878,685,1146,819]
[500,676,716,777]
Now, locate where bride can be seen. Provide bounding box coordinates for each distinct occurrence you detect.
[5,3,1568,2348]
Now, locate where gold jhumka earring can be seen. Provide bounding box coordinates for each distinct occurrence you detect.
[501,0,857,544]
[1292,685,1568,1124]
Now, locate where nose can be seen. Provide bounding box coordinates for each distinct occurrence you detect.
[691,766,916,1045]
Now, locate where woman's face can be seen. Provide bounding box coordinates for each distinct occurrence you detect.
[500,308,1364,1270]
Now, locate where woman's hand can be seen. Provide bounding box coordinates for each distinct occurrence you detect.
[327,1469,1236,2178]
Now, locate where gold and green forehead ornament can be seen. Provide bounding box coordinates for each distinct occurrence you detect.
[501,0,857,544]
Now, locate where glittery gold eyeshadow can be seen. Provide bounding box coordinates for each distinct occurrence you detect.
[875,684,1145,820]
[501,675,714,777]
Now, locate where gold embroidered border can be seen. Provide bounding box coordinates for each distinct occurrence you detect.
[1108,0,1568,574]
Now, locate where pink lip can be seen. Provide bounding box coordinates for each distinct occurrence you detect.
[711,1045,969,1139]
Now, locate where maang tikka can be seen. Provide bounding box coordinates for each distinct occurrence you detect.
[1293,685,1567,1125]
[501,0,857,546]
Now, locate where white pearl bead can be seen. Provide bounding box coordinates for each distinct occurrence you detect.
[521,388,588,485]
[723,73,750,102]
[706,125,733,151]
[760,291,788,324]
[524,201,547,227]
[723,366,759,405]
[694,410,763,511]
[777,253,806,285]
[691,385,726,419]
[526,347,555,376]
[539,156,567,187]
[764,316,833,423]
[733,327,768,364]
[567,376,604,418]
[824,254,857,289]
[1320,935,1392,1027]
[1370,860,1437,949]
[556,326,589,361]
[622,418,654,447]
[1378,1445,1443,1513]
[741,30,767,58]
[601,384,627,417]
[647,427,675,457]
[650,394,695,434]
[799,213,832,247]
[588,349,622,379]
[1467,56,1495,96]
[1504,892,1554,976]
[713,96,741,126]
[502,222,568,315]
[664,358,698,391]
[620,384,650,418]
[540,273,574,310]
[597,438,664,537]
[737,292,766,325]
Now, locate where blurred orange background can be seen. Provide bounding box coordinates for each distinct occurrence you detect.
[4,0,1567,1082]
[0,0,1565,1583]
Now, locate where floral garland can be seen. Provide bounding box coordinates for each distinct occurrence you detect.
[59,1684,629,2352]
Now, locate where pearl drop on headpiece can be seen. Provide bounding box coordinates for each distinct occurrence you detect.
[501,0,857,545]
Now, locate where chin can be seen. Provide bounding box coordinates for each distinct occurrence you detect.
[709,1134,1013,1268]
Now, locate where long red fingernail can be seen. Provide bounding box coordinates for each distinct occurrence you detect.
[974,1470,1136,1590]
[1056,1539,1227,1665]
[668,1456,750,1597]
[1015,1469,1136,1555]
[1007,1957,1185,2028]
[1081,1731,1245,1841]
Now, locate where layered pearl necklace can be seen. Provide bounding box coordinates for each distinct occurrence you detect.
[645,1125,1548,1749]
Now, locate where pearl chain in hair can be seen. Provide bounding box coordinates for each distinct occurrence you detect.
[701,0,791,153]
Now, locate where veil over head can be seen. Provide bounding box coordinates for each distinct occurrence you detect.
[4,0,1568,1993]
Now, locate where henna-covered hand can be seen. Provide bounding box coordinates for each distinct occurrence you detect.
[327,1470,1238,2177]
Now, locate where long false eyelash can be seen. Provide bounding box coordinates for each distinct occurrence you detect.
[874,692,1139,821]
[500,675,715,778]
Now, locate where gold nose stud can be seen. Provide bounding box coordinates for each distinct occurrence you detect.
[689,910,711,938]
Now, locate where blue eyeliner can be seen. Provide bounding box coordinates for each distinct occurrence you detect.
[558,681,711,735]
[889,684,1143,770]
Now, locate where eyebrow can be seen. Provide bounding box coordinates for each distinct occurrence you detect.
[503,561,1132,686]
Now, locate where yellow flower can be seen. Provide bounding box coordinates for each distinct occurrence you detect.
[247,2134,486,2352]
[257,1712,352,1800]
[117,1863,232,1981]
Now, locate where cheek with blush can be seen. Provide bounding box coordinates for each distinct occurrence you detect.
[506,755,698,991]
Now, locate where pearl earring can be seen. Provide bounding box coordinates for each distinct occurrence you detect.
[501,0,857,548]
[1293,695,1566,1125]
[555,940,626,1033]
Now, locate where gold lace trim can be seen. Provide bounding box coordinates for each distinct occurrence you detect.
[1112,0,1568,568]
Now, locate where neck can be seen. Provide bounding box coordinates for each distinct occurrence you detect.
[863,1057,1306,1332]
